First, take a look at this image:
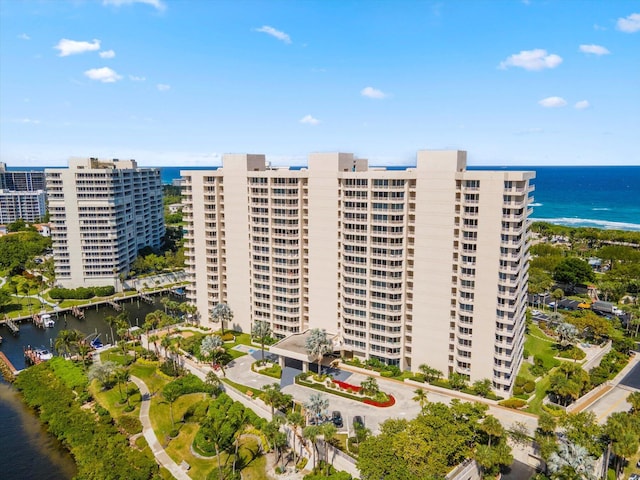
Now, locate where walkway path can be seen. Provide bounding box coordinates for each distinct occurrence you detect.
[130,375,192,480]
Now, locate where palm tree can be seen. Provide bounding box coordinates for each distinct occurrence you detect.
[77,341,91,367]
[162,383,181,429]
[547,441,596,480]
[303,425,321,470]
[149,334,160,357]
[205,371,222,396]
[161,334,172,359]
[418,363,442,383]
[55,329,82,358]
[304,328,333,374]
[321,422,337,475]
[551,288,564,312]
[480,415,504,448]
[304,393,329,423]
[105,314,119,345]
[252,320,272,363]
[211,302,233,335]
[114,367,131,405]
[412,388,429,411]
[262,383,284,416]
[287,411,305,467]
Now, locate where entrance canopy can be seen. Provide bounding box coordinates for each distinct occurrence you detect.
[269,330,345,364]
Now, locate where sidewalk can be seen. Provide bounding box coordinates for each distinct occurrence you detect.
[130,376,192,480]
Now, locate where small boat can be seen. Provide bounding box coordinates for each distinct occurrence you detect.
[41,313,55,328]
[34,347,53,360]
[90,335,103,349]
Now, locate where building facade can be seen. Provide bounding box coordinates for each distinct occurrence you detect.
[0,190,47,223]
[182,151,534,393]
[46,158,165,289]
[0,162,46,191]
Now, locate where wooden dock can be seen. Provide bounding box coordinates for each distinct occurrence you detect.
[138,292,154,304]
[33,313,44,328]
[24,347,49,365]
[0,351,18,377]
[107,299,122,311]
[71,306,85,319]
[4,318,19,336]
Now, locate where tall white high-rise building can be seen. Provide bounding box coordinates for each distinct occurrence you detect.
[182,150,534,393]
[46,158,165,289]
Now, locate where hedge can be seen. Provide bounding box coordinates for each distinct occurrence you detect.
[499,398,527,409]
[49,285,115,300]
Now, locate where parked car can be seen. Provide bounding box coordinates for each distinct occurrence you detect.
[353,415,364,429]
[332,411,343,428]
[628,474,639,480]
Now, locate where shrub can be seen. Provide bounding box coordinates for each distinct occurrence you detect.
[169,428,180,438]
[513,386,524,396]
[118,414,142,435]
[523,381,535,393]
[166,373,214,395]
[124,404,135,413]
[380,371,394,378]
[296,457,308,470]
[499,398,527,409]
[159,359,185,377]
[220,332,235,342]
[523,349,531,359]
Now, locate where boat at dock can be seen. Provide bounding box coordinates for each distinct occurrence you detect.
[41,314,55,328]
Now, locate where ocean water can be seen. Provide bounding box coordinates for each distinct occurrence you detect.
[160,165,640,231]
[11,165,640,231]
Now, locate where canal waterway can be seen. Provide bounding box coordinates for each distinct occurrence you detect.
[0,294,177,480]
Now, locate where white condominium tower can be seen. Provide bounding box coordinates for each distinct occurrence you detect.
[46,158,165,289]
[182,150,534,393]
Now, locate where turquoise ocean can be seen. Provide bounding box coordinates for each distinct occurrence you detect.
[161,165,640,231]
[12,165,640,231]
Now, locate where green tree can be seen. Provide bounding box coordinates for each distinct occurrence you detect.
[54,329,82,358]
[472,378,492,398]
[448,372,468,390]
[211,302,233,335]
[88,360,118,389]
[547,441,596,480]
[480,415,504,448]
[360,376,379,397]
[287,411,305,466]
[303,425,322,470]
[252,319,272,363]
[418,363,442,383]
[305,393,329,422]
[162,382,181,429]
[114,367,131,405]
[412,388,429,411]
[205,371,222,396]
[305,328,333,374]
[605,411,640,478]
[554,257,595,290]
[551,288,564,312]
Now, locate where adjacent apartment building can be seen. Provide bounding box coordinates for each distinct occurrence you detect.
[46,158,165,289]
[0,162,47,223]
[182,150,534,393]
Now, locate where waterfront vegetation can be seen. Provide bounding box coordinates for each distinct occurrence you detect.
[15,359,159,480]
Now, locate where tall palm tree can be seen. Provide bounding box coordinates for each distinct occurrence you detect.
[287,411,305,467]
[252,320,272,363]
[304,393,329,423]
[261,383,284,416]
[480,415,504,448]
[305,328,333,374]
[303,425,321,470]
[149,334,160,357]
[114,367,131,405]
[321,423,337,475]
[211,302,233,335]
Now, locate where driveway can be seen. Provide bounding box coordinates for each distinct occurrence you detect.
[223,355,538,435]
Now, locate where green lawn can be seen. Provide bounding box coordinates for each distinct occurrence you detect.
[149,391,206,440]
[525,323,561,371]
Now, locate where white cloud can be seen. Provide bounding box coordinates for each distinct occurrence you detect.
[593,24,607,31]
[574,100,590,110]
[129,75,146,81]
[361,86,387,99]
[55,38,101,57]
[616,13,640,33]
[579,44,610,55]
[538,96,567,108]
[18,33,30,40]
[102,0,166,11]
[14,118,40,125]
[514,127,543,135]
[156,84,171,91]
[299,115,320,125]
[255,26,291,44]
[84,67,122,83]
[99,49,116,59]
[499,49,562,71]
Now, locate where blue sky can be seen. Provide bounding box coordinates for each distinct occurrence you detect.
[1,0,639,167]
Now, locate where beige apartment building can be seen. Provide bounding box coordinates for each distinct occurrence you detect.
[182,150,534,393]
[46,158,164,289]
